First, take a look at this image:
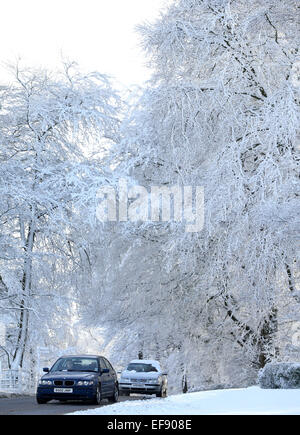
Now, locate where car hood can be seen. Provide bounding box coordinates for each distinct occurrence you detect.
[42,371,98,380]
[121,370,161,380]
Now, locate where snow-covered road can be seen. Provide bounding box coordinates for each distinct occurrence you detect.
[69,387,300,415]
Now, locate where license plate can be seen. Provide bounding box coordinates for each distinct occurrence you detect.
[54,388,73,393]
[132,383,144,388]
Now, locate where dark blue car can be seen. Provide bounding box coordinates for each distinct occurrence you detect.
[36,354,119,405]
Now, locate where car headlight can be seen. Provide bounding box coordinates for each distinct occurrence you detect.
[77,380,94,386]
[147,377,161,384]
[39,379,52,385]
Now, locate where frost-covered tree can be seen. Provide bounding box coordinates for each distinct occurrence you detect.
[81,0,299,391]
[0,62,121,369]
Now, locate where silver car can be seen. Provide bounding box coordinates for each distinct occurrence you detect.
[119,359,168,397]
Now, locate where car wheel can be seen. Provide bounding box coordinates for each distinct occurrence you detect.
[109,384,119,403]
[156,386,168,398]
[92,385,102,405]
[36,397,48,404]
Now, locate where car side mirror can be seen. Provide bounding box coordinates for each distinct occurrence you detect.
[101,368,109,374]
[43,367,50,373]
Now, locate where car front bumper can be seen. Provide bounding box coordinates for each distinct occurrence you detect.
[119,382,161,394]
[36,385,97,401]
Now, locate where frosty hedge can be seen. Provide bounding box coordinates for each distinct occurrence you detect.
[259,363,300,389]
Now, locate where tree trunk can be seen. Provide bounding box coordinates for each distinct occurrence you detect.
[257,307,278,369]
[11,218,35,369]
[182,372,188,393]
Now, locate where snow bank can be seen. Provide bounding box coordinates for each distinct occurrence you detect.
[69,386,300,415]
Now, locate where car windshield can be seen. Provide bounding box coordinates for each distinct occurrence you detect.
[126,363,158,373]
[51,357,99,372]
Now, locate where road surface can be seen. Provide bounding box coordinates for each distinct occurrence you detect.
[0,394,143,415]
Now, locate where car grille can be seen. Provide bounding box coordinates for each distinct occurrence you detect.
[130,379,157,383]
[54,380,75,386]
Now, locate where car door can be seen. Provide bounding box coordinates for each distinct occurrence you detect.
[99,357,110,397]
[103,358,116,395]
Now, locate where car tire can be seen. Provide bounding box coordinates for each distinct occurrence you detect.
[92,385,102,405]
[108,384,119,403]
[156,386,168,398]
[36,397,48,404]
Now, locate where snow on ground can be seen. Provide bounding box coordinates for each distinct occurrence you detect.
[69,386,300,415]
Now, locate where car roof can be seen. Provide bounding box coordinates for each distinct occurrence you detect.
[129,359,161,369]
[57,355,103,359]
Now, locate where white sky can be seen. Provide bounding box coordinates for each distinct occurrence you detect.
[0,0,166,88]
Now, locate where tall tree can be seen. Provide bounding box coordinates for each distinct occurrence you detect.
[84,0,299,390]
[0,62,121,369]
